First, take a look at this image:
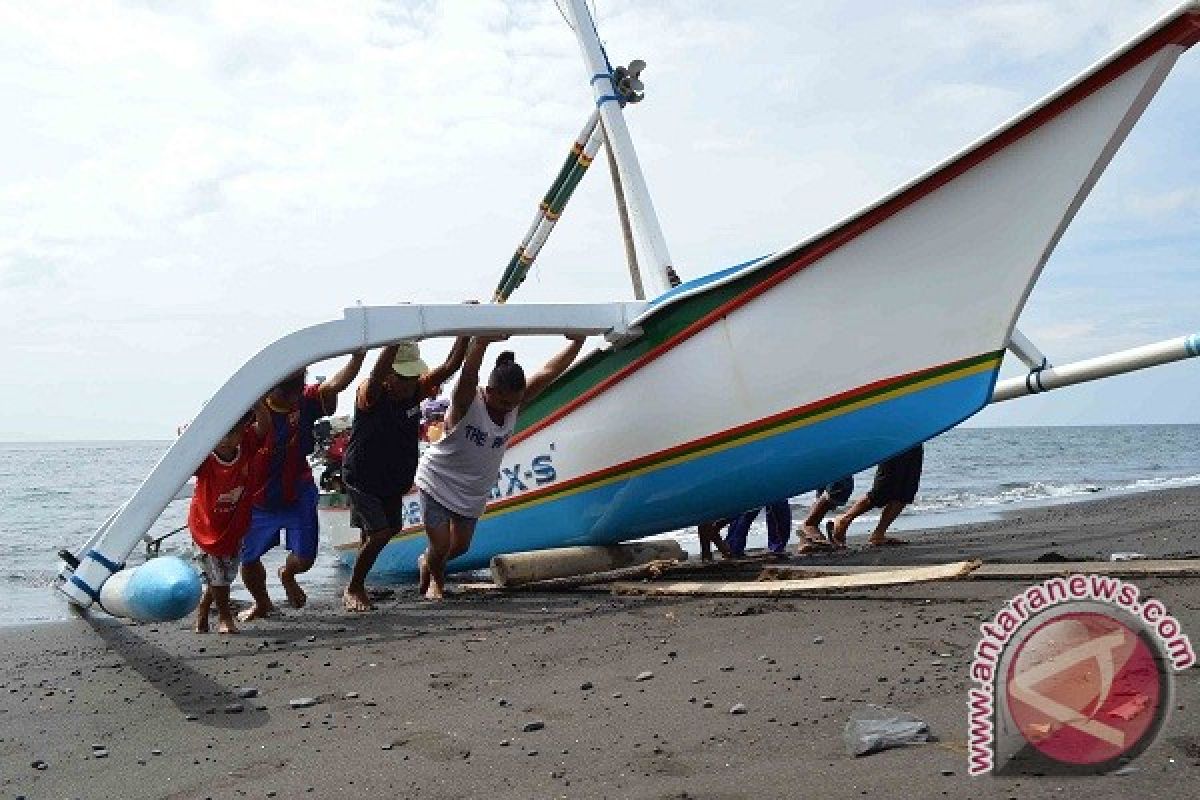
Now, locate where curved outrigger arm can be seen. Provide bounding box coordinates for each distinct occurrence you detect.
[992,331,1200,403]
[56,301,647,610]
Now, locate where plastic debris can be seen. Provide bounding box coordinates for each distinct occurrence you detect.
[844,704,931,757]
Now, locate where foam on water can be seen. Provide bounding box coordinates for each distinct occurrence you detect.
[2,426,1199,624]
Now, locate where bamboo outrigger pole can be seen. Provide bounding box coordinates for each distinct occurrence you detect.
[991,332,1200,403]
[494,111,604,302]
[562,0,677,296]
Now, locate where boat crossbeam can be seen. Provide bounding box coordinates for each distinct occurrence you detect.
[57,301,647,610]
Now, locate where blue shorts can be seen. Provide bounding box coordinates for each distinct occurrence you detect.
[242,481,319,564]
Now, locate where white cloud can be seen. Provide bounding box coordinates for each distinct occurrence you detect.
[0,0,1196,439]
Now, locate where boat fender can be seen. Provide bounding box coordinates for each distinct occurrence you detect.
[98,557,202,622]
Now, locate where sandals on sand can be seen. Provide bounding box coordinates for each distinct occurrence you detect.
[824,520,848,549]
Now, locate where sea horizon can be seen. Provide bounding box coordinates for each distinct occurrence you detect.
[4,420,1199,446]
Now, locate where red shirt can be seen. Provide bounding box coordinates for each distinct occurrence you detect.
[189,427,259,557]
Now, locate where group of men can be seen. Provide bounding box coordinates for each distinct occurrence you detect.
[696,444,926,561]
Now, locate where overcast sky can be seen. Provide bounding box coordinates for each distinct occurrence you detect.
[1,0,1197,441]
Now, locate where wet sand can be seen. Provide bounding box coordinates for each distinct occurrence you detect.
[2,486,1199,799]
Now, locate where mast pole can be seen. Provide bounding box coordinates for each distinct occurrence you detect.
[562,0,676,295]
[600,120,646,300]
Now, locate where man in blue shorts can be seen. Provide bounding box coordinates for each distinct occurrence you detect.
[241,353,365,621]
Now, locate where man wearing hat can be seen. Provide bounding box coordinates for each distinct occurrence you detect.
[341,336,470,611]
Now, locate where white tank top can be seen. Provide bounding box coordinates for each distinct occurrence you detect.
[415,390,517,518]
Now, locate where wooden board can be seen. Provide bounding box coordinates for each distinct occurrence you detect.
[758,559,1200,582]
[607,560,981,597]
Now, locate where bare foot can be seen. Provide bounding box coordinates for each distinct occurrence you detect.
[238,602,275,622]
[826,519,848,548]
[194,616,210,634]
[423,585,444,602]
[343,586,373,612]
[279,567,307,609]
[417,554,430,596]
[217,617,239,634]
[800,523,824,544]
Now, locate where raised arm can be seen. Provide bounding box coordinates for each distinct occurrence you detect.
[356,345,401,410]
[251,397,273,441]
[318,351,367,413]
[420,336,470,399]
[523,335,587,405]
[446,337,498,429]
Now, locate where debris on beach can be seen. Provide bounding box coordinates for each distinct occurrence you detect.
[289,696,319,709]
[844,704,931,757]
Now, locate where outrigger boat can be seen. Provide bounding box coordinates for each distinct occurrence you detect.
[57,1,1200,616]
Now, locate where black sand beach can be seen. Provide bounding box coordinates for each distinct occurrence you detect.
[2,486,1198,799]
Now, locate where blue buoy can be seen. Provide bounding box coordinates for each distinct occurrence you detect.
[98,557,202,622]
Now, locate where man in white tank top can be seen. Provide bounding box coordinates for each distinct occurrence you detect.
[415,334,586,600]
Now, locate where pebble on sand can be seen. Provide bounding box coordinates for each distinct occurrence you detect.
[730,703,748,715]
[635,671,654,682]
[523,721,545,732]
[580,681,594,691]
[236,687,259,699]
[289,697,319,709]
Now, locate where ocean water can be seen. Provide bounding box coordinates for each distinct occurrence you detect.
[2,425,1199,626]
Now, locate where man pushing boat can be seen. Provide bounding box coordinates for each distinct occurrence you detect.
[415,334,587,600]
[340,336,469,612]
[239,353,365,622]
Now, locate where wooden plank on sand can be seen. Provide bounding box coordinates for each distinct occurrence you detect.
[608,560,982,597]
[758,559,1200,582]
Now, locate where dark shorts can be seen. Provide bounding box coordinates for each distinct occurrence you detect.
[241,481,319,564]
[347,483,408,533]
[865,445,924,508]
[418,489,478,531]
[819,476,854,507]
